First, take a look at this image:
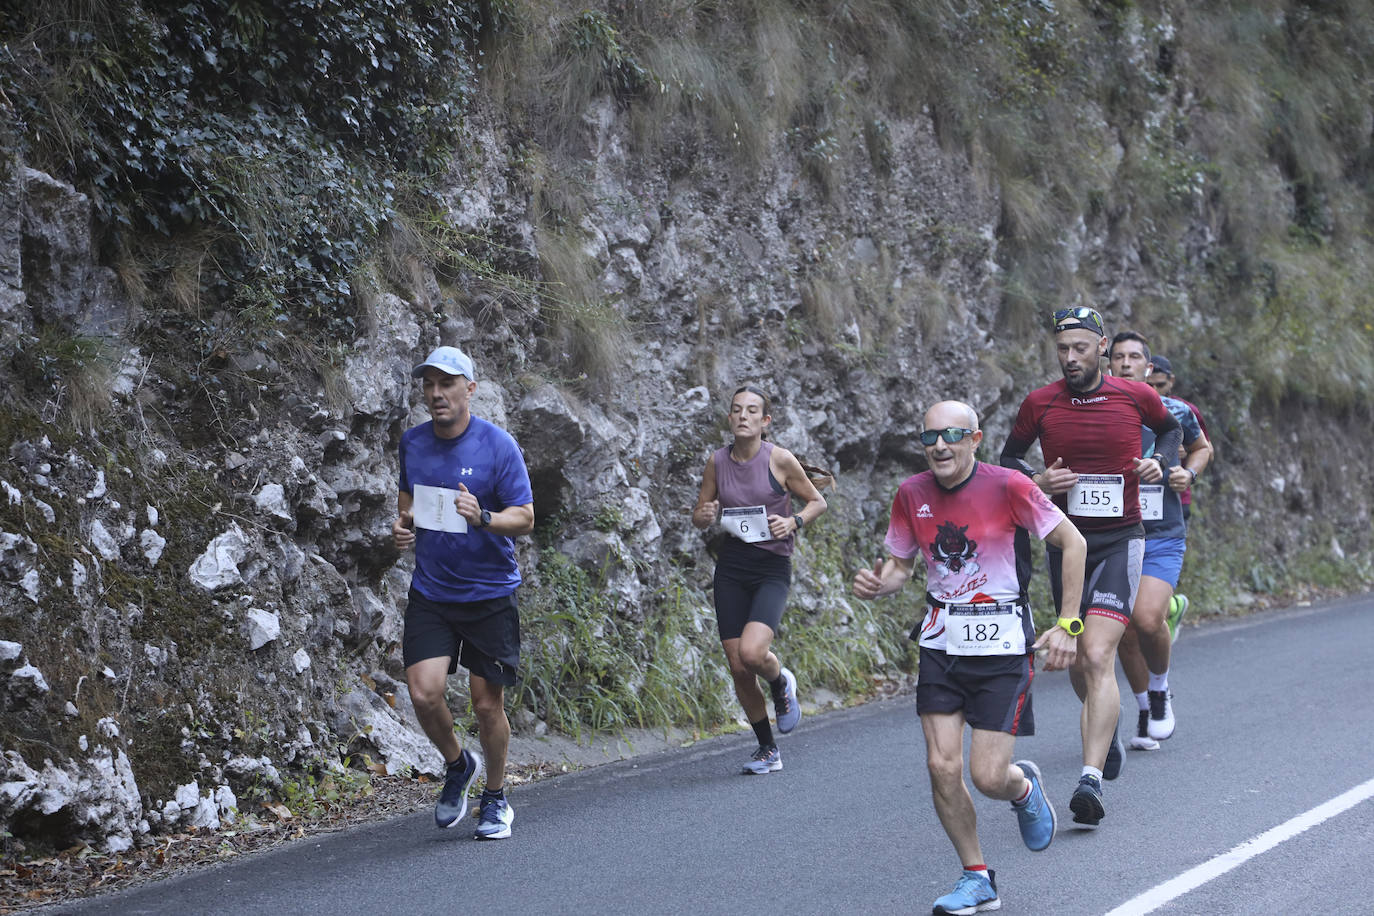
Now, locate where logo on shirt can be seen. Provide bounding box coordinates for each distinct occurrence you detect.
[460,467,474,476]
[917,503,934,518]
[931,521,980,578]
[1071,396,1108,406]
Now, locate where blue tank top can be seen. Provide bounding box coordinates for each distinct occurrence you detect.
[713,441,794,557]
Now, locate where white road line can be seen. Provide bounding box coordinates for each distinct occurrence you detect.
[1105,777,1374,915]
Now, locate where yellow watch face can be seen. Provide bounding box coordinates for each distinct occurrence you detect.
[1059,617,1083,636]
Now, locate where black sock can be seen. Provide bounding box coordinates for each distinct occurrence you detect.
[768,673,786,696]
[751,718,775,748]
[481,786,505,800]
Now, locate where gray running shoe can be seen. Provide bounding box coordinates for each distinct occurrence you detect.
[435,748,482,829]
[474,794,514,840]
[741,744,782,774]
[1069,774,1104,829]
[774,667,801,734]
[1103,714,1125,780]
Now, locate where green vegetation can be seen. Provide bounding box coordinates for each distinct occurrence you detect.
[2,0,481,333]
[516,551,732,737]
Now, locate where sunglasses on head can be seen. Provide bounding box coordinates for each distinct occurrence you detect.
[919,427,976,446]
[1052,306,1104,331]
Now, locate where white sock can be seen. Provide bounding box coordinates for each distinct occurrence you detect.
[1148,671,1169,692]
[1082,765,1103,782]
[1134,690,1150,711]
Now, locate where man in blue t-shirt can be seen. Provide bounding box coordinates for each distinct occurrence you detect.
[392,345,534,840]
[1107,333,1212,752]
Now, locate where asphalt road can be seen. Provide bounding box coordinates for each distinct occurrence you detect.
[50,593,1374,916]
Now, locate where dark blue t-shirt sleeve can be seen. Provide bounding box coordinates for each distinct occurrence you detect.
[494,430,533,508]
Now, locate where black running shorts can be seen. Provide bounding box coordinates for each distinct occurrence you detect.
[712,539,792,641]
[403,588,520,686]
[1047,527,1144,627]
[915,647,1035,736]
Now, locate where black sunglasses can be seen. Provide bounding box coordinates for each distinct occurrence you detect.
[1052,306,1104,331]
[919,427,976,446]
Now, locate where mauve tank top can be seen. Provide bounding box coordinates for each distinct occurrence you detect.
[713,440,794,557]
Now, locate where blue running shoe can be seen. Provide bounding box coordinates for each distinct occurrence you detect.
[1011,760,1056,852]
[741,744,782,774]
[933,868,1000,914]
[1069,774,1104,829]
[1103,714,1125,780]
[435,748,482,829]
[774,667,801,734]
[474,793,514,840]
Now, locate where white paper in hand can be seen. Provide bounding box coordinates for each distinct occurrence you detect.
[412,484,469,533]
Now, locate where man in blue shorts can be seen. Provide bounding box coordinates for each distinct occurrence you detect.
[854,400,1085,914]
[392,346,534,840]
[1108,333,1212,750]
[1147,355,1212,642]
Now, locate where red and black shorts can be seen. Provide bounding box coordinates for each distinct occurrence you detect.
[1048,525,1144,626]
[915,647,1035,736]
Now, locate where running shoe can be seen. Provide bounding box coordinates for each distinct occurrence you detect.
[741,744,782,774]
[1148,689,1175,740]
[474,793,514,840]
[435,747,482,829]
[774,666,801,734]
[932,868,999,915]
[1102,714,1125,780]
[1129,709,1160,751]
[1011,760,1056,852]
[1069,774,1104,829]
[1167,594,1190,644]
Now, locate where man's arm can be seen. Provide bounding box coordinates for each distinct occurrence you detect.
[393,490,415,550]
[1032,517,1085,671]
[1170,432,1213,492]
[852,555,917,600]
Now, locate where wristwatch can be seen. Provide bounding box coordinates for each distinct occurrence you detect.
[793,513,805,531]
[478,509,492,528]
[1056,616,1084,636]
[1185,467,1198,485]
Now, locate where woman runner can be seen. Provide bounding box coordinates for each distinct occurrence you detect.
[691,385,828,773]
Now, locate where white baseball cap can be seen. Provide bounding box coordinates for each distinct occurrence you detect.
[411,346,475,380]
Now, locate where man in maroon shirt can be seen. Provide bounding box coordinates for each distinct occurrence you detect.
[1000,306,1181,830]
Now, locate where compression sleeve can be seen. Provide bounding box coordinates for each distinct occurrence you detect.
[1152,423,1183,470]
[999,434,1037,478]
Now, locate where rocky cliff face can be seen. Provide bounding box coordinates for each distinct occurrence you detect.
[2,6,1371,853]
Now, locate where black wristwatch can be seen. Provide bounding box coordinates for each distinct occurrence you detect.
[793,513,805,531]
[478,509,492,528]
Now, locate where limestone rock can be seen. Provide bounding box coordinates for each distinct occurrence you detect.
[253,482,294,524]
[140,528,166,565]
[88,519,120,562]
[0,746,146,853]
[188,525,248,591]
[331,686,442,777]
[244,608,281,650]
